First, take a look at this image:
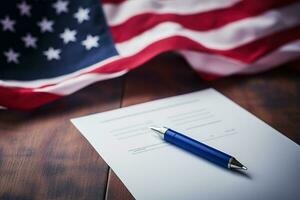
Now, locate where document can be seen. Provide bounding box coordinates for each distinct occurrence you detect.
[71,89,300,200]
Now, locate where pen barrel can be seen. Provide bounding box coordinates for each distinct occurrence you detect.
[165,129,231,168]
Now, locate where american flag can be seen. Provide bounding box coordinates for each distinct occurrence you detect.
[0,0,300,110]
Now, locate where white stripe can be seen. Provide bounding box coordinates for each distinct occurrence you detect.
[34,71,127,95]
[116,3,300,56]
[0,55,121,88]
[179,40,300,76]
[104,0,241,26]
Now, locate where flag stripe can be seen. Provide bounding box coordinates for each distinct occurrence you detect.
[34,71,127,95]
[103,0,241,26]
[109,0,297,42]
[0,86,62,110]
[180,39,300,76]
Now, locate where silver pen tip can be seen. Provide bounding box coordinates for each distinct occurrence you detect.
[149,126,159,131]
[149,126,168,137]
[229,158,248,170]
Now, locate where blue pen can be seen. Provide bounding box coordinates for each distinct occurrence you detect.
[150,126,247,170]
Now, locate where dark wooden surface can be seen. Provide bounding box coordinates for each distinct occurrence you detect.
[0,53,299,200]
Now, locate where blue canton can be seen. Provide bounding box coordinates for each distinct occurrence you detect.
[0,0,118,80]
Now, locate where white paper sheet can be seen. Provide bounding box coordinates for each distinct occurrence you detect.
[71,89,300,200]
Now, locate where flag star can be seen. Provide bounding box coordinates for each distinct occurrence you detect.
[1,16,16,32]
[74,7,90,23]
[60,28,76,44]
[44,47,61,60]
[22,33,37,48]
[53,0,68,15]
[82,35,99,50]
[38,18,54,33]
[4,49,20,64]
[17,1,31,17]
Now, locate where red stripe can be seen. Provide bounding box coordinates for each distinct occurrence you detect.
[0,86,61,110]
[110,0,297,42]
[224,26,300,62]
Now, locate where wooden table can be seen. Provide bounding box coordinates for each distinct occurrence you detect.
[0,53,299,200]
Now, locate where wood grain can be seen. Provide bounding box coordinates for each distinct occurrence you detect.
[0,53,299,200]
